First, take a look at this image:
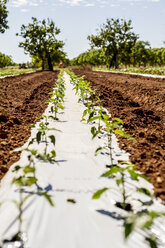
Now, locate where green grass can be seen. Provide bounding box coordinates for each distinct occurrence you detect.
[0,66,39,77]
[93,65,165,76]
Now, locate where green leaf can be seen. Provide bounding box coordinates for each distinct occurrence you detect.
[88,111,95,121]
[88,115,101,123]
[25,177,37,186]
[49,135,56,146]
[124,222,134,239]
[40,192,54,206]
[128,169,139,181]
[28,138,35,146]
[137,187,152,197]
[57,103,64,110]
[112,117,124,125]
[29,149,37,156]
[145,235,158,248]
[92,188,108,199]
[30,124,35,128]
[50,150,56,158]
[23,166,35,174]
[95,146,104,156]
[114,129,129,138]
[116,178,122,186]
[51,106,54,113]
[101,166,120,177]
[13,165,21,172]
[91,126,99,139]
[36,131,42,144]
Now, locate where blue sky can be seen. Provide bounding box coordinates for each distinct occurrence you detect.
[0,0,164,63]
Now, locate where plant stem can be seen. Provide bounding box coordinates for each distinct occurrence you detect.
[121,172,126,206]
[18,188,23,234]
[108,132,113,166]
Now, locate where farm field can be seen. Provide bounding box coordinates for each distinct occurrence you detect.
[93,66,165,76]
[72,68,165,202]
[0,71,59,179]
[0,70,165,248]
[0,67,38,77]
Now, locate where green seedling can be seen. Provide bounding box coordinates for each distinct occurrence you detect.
[46,70,65,120]
[124,210,165,248]
[69,70,134,167]
[47,90,65,120]
[93,162,152,212]
[10,148,54,242]
[93,115,133,167]
[29,115,59,161]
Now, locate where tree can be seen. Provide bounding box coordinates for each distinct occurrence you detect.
[0,0,9,33]
[17,17,65,71]
[88,18,138,69]
[0,52,15,67]
[130,41,151,67]
[70,48,106,66]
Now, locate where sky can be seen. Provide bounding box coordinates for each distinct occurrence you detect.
[0,0,164,63]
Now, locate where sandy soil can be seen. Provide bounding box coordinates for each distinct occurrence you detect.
[72,69,165,202]
[0,71,59,179]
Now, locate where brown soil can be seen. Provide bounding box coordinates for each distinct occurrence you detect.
[0,71,59,179]
[72,69,165,202]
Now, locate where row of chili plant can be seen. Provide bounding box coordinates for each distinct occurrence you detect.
[67,69,165,248]
[0,70,66,247]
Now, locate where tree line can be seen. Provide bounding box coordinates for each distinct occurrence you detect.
[70,45,165,68]
[0,1,165,70]
[71,18,165,68]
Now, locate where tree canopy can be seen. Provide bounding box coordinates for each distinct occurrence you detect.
[88,18,138,68]
[0,52,15,67]
[17,17,65,71]
[0,0,9,33]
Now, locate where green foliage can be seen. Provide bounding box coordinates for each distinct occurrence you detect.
[124,211,165,247]
[67,70,165,248]
[101,163,152,210]
[70,48,106,66]
[0,52,15,68]
[16,17,65,71]
[0,0,8,33]
[92,188,108,199]
[47,70,65,119]
[88,18,138,68]
[4,70,67,244]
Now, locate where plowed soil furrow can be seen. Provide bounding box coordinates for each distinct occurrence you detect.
[72,69,165,202]
[0,71,59,179]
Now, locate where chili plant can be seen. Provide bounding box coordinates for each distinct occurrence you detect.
[92,114,133,167]
[93,162,152,211]
[29,115,58,163]
[4,149,54,246]
[46,70,65,120]
[124,210,165,248]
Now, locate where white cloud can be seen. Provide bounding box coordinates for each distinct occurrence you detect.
[12,0,28,7]
[12,0,40,7]
[11,0,161,8]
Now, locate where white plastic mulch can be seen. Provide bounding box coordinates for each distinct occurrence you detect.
[0,73,165,248]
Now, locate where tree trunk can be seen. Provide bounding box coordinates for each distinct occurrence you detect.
[42,58,45,71]
[47,54,53,71]
[113,51,119,69]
